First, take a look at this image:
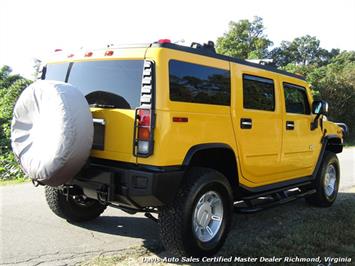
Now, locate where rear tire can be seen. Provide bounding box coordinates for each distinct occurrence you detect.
[45,186,107,222]
[159,167,233,257]
[305,152,340,207]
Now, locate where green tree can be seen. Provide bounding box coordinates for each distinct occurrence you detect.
[311,52,355,140]
[282,52,355,141]
[216,16,273,59]
[0,66,31,179]
[270,35,339,67]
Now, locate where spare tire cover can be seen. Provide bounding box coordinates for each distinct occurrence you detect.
[11,80,93,186]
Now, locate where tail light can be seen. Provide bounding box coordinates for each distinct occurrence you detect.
[134,60,155,157]
[134,108,154,156]
[105,50,114,56]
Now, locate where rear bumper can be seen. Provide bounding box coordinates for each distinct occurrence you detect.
[71,159,184,209]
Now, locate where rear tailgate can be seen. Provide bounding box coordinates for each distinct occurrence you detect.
[45,48,147,164]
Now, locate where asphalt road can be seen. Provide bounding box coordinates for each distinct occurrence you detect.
[1,148,354,265]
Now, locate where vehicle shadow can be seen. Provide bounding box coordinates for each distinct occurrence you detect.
[73,214,163,252]
[71,192,355,261]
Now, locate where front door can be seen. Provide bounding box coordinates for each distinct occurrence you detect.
[281,82,321,178]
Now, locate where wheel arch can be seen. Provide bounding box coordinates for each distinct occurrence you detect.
[312,135,343,178]
[182,143,239,196]
[324,135,343,154]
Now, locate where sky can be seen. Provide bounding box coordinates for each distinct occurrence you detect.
[1,0,354,79]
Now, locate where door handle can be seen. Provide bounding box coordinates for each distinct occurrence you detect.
[286,121,295,130]
[240,118,252,129]
[93,118,106,126]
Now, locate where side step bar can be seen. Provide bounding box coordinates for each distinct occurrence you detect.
[234,188,316,214]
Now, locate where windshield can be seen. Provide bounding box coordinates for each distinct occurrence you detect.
[44,60,144,109]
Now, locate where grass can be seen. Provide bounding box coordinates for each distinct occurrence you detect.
[82,192,355,266]
[0,177,29,186]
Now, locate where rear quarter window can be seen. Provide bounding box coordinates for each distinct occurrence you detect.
[169,60,230,106]
[44,63,69,81]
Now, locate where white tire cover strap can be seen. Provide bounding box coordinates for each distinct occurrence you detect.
[11,80,93,186]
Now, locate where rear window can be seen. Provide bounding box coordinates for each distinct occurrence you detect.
[169,60,230,106]
[44,60,144,109]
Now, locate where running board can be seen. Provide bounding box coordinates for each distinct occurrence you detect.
[234,188,316,214]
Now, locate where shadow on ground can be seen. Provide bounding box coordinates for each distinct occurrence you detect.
[74,192,355,261]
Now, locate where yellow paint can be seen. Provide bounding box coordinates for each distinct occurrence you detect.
[49,46,343,189]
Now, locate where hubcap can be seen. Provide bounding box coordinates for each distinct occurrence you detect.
[192,191,223,242]
[324,164,337,197]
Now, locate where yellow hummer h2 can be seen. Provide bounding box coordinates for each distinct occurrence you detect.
[42,40,346,257]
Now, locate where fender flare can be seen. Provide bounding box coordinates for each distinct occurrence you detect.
[182,143,235,166]
[312,135,343,178]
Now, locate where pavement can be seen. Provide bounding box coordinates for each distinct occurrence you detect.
[0,148,354,265]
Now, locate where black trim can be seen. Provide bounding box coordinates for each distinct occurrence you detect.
[182,143,234,166]
[65,62,73,82]
[72,159,184,209]
[235,188,316,213]
[240,176,313,193]
[152,42,305,80]
[133,60,156,157]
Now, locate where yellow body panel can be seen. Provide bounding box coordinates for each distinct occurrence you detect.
[90,108,137,163]
[48,46,343,190]
[138,48,236,166]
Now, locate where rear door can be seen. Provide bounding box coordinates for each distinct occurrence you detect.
[67,59,144,163]
[231,65,283,186]
[45,50,147,164]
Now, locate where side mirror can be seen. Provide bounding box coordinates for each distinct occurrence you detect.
[312,100,329,115]
[311,100,329,130]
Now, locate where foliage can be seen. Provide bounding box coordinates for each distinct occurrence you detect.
[269,35,339,67]
[312,52,355,139]
[216,16,273,59]
[0,66,31,180]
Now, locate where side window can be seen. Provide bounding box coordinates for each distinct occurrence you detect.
[169,60,230,106]
[243,74,275,111]
[283,83,310,114]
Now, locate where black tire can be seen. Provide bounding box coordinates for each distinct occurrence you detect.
[45,186,107,222]
[159,167,233,257]
[305,151,340,207]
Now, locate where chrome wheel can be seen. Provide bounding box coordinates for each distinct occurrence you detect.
[192,191,223,242]
[324,164,337,197]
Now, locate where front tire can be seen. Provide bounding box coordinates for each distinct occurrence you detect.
[159,167,233,257]
[45,186,107,222]
[305,152,340,207]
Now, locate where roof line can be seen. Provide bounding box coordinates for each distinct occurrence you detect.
[151,42,305,81]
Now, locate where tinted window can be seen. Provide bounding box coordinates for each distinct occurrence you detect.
[169,60,230,106]
[243,75,275,111]
[283,83,310,114]
[67,60,144,109]
[45,63,69,81]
